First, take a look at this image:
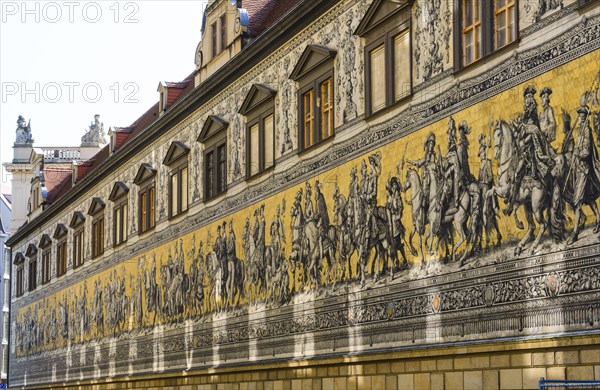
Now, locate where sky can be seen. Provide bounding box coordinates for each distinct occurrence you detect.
[0,0,208,191]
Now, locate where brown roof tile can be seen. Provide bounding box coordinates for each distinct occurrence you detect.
[244,0,300,38]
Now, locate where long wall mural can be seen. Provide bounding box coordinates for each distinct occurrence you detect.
[11,7,600,386]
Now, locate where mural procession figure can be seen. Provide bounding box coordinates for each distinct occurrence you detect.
[17,71,600,357]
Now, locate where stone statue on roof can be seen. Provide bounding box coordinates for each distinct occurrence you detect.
[15,115,33,145]
[81,114,106,145]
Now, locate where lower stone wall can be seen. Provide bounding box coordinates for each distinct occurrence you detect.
[15,334,600,390]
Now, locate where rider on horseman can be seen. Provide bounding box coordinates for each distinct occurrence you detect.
[504,85,555,216]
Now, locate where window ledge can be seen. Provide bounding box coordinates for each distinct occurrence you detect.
[298,135,335,157]
[168,210,189,223]
[246,165,275,183]
[204,190,228,205]
[365,93,412,121]
[453,38,521,78]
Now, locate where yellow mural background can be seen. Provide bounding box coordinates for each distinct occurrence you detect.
[16,49,600,356]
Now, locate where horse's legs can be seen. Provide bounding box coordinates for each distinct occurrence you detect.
[516,206,535,256]
[530,203,547,255]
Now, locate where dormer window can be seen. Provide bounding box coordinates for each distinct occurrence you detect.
[163,141,190,218]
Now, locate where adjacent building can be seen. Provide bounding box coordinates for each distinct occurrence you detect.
[0,185,11,385]
[4,0,600,388]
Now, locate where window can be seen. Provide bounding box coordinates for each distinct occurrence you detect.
[454,1,518,68]
[356,0,412,115]
[53,224,68,277]
[134,164,157,233]
[169,166,188,217]
[163,141,190,218]
[24,244,37,291]
[290,45,337,151]
[211,22,218,58]
[109,182,129,247]
[70,211,86,268]
[41,249,51,284]
[239,84,277,177]
[14,252,25,297]
[56,240,67,277]
[73,229,84,268]
[39,234,52,284]
[88,197,106,258]
[140,185,155,232]
[16,266,24,297]
[28,256,37,291]
[220,14,227,52]
[92,217,104,258]
[197,116,228,200]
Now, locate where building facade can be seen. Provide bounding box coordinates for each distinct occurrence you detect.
[5,0,600,388]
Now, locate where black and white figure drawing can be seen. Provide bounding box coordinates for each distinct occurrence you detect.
[16,70,600,361]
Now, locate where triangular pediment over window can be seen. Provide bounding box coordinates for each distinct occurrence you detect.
[25,243,38,257]
[239,85,277,115]
[69,211,86,228]
[109,182,129,201]
[87,197,106,215]
[53,224,68,239]
[133,163,157,185]
[355,0,412,37]
[289,45,337,81]
[13,252,25,265]
[39,234,52,248]
[197,115,229,143]
[163,141,191,165]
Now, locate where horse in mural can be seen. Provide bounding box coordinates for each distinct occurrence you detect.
[333,189,357,282]
[242,221,266,301]
[289,197,337,289]
[552,111,600,237]
[404,167,427,266]
[484,119,552,255]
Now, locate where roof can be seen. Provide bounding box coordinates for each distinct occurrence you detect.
[43,166,73,205]
[245,0,301,38]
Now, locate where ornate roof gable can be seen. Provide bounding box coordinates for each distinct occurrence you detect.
[197,115,229,143]
[239,84,277,115]
[163,141,191,165]
[133,163,157,185]
[289,45,337,81]
[87,198,106,216]
[109,182,129,201]
[354,0,412,37]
